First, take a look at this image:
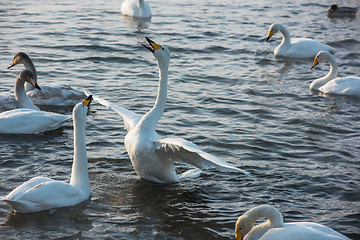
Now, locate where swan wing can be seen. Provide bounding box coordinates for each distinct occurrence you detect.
[0,93,21,113]
[84,90,141,132]
[286,39,336,58]
[155,137,252,176]
[4,176,54,200]
[320,77,360,96]
[3,179,86,213]
[27,84,86,106]
[0,109,70,134]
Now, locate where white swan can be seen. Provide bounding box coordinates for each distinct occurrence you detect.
[235,205,351,240]
[0,68,41,113]
[2,96,92,213]
[310,51,360,97]
[265,23,336,58]
[0,70,71,134]
[121,0,151,18]
[7,52,86,106]
[85,37,251,183]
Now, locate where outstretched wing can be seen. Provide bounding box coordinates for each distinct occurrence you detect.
[155,137,252,177]
[84,90,142,132]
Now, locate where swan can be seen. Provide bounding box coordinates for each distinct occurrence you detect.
[7,52,86,106]
[0,68,41,113]
[0,70,71,134]
[310,51,360,97]
[265,23,336,58]
[85,37,251,183]
[2,96,93,213]
[235,205,351,240]
[327,5,357,18]
[121,0,151,18]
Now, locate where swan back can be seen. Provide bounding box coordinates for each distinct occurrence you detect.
[235,205,283,240]
[121,0,152,18]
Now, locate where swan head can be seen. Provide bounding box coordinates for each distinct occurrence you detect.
[310,51,331,70]
[265,23,282,42]
[7,52,30,69]
[235,212,255,240]
[73,95,93,121]
[142,37,171,66]
[18,69,41,90]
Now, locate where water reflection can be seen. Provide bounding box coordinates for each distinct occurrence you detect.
[120,14,151,31]
[4,199,92,229]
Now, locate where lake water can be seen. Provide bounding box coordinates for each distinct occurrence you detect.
[0,0,359,239]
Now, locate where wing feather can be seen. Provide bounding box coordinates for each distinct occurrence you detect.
[84,90,141,132]
[155,138,252,177]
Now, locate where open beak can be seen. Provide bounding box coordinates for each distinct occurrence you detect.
[82,95,93,107]
[310,58,319,70]
[142,37,163,52]
[265,31,273,42]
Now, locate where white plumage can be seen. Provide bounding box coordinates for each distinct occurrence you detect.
[121,0,151,18]
[0,70,70,134]
[2,96,93,213]
[310,51,360,97]
[235,205,351,240]
[265,23,336,58]
[85,37,251,183]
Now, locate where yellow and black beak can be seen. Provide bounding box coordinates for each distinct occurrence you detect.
[310,57,319,70]
[235,229,243,240]
[82,95,93,107]
[142,37,163,52]
[265,30,273,42]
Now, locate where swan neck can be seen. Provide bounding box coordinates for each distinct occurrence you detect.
[251,206,283,228]
[139,61,169,132]
[70,115,90,195]
[14,76,40,110]
[137,0,144,8]
[310,57,338,90]
[244,206,283,239]
[279,25,291,48]
[23,57,38,92]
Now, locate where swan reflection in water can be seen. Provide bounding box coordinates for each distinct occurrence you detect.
[120,14,151,32]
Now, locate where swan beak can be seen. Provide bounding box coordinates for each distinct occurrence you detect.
[265,30,273,42]
[142,37,163,52]
[310,58,319,70]
[29,76,41,90]
[82,95,93,107]
[7,62,16,69]
[34,83,41,90]
[235,230,243,240]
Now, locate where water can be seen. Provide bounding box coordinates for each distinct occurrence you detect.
[0,0,359,239]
